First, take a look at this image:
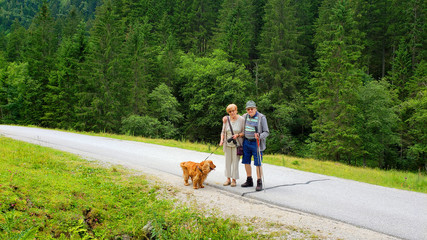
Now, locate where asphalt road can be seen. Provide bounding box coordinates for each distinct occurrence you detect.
[1,125,426,240]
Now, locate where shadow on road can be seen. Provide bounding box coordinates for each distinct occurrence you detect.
[242,179,330,196]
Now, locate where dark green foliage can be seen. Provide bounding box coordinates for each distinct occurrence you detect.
[357,0,389,79]
[0,0,42,31]
[120,83,183,139]
[122,18,157,116]
[213,0,256,65]
[258,0,302,98]
[0,0,426,171]
[43,21,88,129]
[148,83,183,124]
[170,0,221,55]
[293,0,322,69]
[389,39,413,100]
[310,0,365,163]
[405,90,427,170]
[256,0,310,155]
[177,50,254,141]
[402,61,427,170]
[22,2,58,125]
[5,20,27,62]
[357,80,399,168]
[258,93,312,155]
[0,0,100,31]
[0,61,37,124]
[121,115,177,139]
[79,0,128,132]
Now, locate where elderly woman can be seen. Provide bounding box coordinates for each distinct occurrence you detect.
[219,104,245,187]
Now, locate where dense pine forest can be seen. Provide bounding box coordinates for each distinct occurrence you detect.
[0,0,425,171]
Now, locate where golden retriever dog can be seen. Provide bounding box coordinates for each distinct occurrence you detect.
[180,160,216,189]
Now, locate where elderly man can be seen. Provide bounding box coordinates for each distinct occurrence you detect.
[240,100,269,191]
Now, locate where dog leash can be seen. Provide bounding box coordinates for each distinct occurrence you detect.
[203,144,221,161]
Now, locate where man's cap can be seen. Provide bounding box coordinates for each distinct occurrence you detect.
[246,100,256,109]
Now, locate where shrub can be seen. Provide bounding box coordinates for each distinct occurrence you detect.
[121,115,177,139]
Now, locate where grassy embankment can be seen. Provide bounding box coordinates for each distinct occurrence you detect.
[1,136,314,239]
[86,132,427,194]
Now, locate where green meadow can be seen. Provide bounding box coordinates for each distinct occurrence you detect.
[1,136,312,239]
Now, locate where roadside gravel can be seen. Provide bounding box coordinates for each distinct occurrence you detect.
[127,163,400,240]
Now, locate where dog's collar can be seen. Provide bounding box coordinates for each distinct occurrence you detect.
[198,166,214,173]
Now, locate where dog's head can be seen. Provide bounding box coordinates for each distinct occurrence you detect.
[200,160,216,174]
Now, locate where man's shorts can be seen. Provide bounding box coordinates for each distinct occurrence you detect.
[242,138,263,166]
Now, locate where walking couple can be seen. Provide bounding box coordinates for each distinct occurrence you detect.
[219,101,269,191]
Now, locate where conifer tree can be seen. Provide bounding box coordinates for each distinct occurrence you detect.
[388,39,413,100]
[293,0,322,69]
[23,1,58,124]
[169,0,194,52]
[157,18,180,87]
[193,0,223,56]
[213,0,256,66]
[404,61,427,170]
[6,19,27,62]
[0,55,10,122]
[256,0,308,154]
[59,6,83,38]
[357,0,389,78]
[175,0,221,56]
[43,21,88,129]
[0,61,35,124]
[251,0,267,60]
[79,0,128,132]
[258,0,301,99]
[388,0,426,67]
[122,18,157,116]
[310,0,365,163]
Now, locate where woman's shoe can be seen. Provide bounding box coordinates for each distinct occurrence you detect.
[231,181,236,187]
[223,180,231,186]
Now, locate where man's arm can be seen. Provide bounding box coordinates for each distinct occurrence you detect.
[260,115,269,140]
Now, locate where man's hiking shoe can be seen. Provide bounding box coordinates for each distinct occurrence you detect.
[256,179,262,191]
[241,177,253,187]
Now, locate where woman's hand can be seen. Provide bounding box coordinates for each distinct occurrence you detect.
[222,116,227,123]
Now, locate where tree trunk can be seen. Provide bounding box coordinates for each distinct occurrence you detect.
[254,60,259,96]
[382,46,385,78]
[363,154,366,167]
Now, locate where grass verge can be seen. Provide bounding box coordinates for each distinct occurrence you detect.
[0,136,277,239]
